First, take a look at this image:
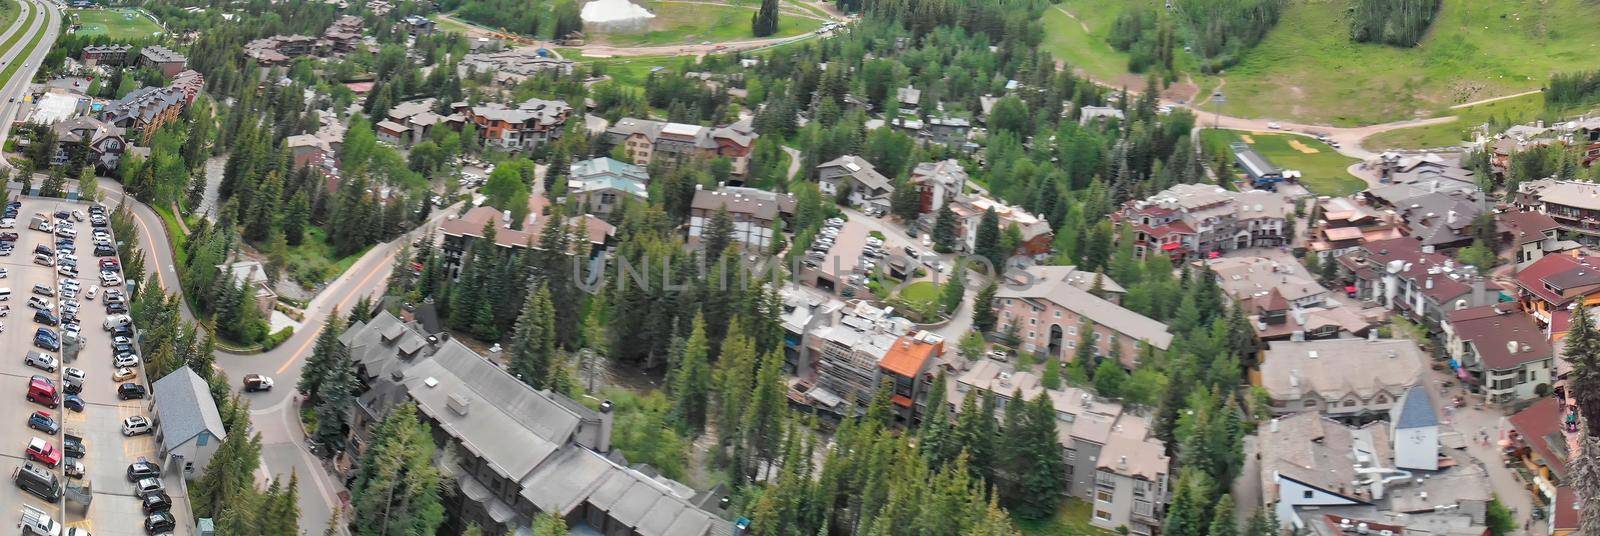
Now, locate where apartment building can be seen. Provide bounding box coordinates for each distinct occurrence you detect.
[949,195,1054,255]
[1511,252,1600,341]
[686,186,795,251]
[1306,196,1403,258]
[1332,237,1494,331]
[438,205,614,279]
[568,157,649,220]
[137,45,188,78]
[951,360,1169,535]
[814,155,893,212]
[1442,304,1555,402]
[605,117,758,176]
[453,98,572,151]
[80,44,131,66]
[909,159,967,213]
[1257,338,1429,422]
[1114,183,1289,261]
[1516,178,1600,245]
[339,312,731,535]
[992,265,1172,368]
[101,70,205,142]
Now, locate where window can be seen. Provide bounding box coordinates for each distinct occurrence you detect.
[1302,400,1317,408]
[1303,490,1316,499]
[1066,448,1076,461]
[1375,395,1387,404]
[1096,490,1114,503]
[1067,340,1076,349]
[1344,400,1357,407]
[1029,318,1037,326]
[1001,323,1011,331]
[1094,510,1112,522]
[185,461,194,473]
[1028,332,1036,339]
[1068,326,1078,335]
[1054,311,1062,318]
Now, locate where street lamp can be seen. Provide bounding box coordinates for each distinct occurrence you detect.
[1212,92,1225,130]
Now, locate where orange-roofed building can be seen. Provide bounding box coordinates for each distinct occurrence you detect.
[878,332,944,425]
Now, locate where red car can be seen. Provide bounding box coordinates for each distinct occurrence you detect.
[26,437,59,467]
[99,258,119,271]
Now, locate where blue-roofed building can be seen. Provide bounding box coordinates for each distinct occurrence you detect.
[570,157,650,219]
[1390,386,1439,470]
[1232,142,1284,189]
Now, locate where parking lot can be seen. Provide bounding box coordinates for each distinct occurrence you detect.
[0,197,181,535]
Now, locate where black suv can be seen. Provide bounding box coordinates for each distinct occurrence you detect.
[118,383,146,400]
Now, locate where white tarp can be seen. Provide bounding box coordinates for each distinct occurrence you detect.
[581,0,655,32]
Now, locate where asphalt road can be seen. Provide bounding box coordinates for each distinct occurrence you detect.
[100,178,458,534]
[0,0,61,166]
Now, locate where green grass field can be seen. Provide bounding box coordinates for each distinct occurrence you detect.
[899,281,941,304]
[1363,92,1600,150]
[1041,0,1600,126]
[593,2,822,47]
[429,13,485,35]
[1015,499,1116,536]
[1202,129,1365,196]
[69,8,162,39]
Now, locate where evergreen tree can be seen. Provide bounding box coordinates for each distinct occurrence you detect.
[532,511,570,536]
[918,372,957,466]
[297,312,346,404]
[739,349,787,482]
[670,313,712,434]
[1005,393,1067,519]
[1568,302,1600,432]
[751,0,781,37]
[932,202,959,253]
[509,285,558,390]
[974,208,1002,269]
[891,179,922,222]
[350,403,447,535]
[191,397,264,518]
[313,355,356,451]
[940,267,965,315]
[1210,493,1239,536]
[971,282,998,333]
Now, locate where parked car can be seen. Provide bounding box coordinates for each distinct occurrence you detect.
[26,411,57,434]
[118,383,146,400]
[63,394,84,412]
[25,437,60,467]
[122,416,152,436]
[142,491,172,514]
[127,458,159,481]
[135,476,164,497]
[144,511,176,533]
[113,367,137,382]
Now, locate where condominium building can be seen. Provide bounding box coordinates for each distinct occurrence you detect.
[686,186,794,250]
[991,265,1171,368]
[950,360,1169,535]
[605,117,758,176]
[1114,183,1289,261]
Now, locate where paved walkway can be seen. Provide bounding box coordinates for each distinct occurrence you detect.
[1428,369,1542,535]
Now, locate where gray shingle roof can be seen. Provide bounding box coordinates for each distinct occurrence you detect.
[1393,386,1438,429]
[152,366,226,450]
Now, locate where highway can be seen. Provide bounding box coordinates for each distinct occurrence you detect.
[0,0,60,167]
[100,178,455,535]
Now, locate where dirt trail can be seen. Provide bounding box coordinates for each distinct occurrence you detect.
[1449,88,1542,109]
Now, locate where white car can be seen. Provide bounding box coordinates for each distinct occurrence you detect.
[84,286,97,301]
[0,219,14,228]
[122,416,152,436]
[114,354,139,368]
[1267,121,1281,129]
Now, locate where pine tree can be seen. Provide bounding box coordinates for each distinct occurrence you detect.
[918,373,958,466]
[532,511,569,535]
[891,179,922,221]
[703,208,735,264]
[191,397,263,518]
[972,282,998,333]
[297,311,346,404]
[313,356,356,451]
[739,349,787,482]
[751,0,781,37]
[1210,493,1239,536]
[953,390,998,483]
[1568,302,1600,433]
[509,285,558,389]
[940,267,965,315]
[671,314,712,434]
[350,403,446,535]
[932,202,959,253]
[974,208,1002,269]
[716,320,759,450]
[1006,393,1066,519]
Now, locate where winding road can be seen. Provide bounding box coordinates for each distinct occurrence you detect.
[0,0,61,169]
[100,178,457,535]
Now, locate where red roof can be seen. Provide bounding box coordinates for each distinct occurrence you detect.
[891,394,913,408]
[1515,254,1598,307]
[1443,305,1552,370]
[1508,398,1568,479]
[1553,487,1579,531]
[1160,242,1182,251]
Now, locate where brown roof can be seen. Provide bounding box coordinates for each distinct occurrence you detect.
[690,187,795,221]
[1497,210,1559,246]
[1516,253,1600,307]
[1444,304,1552,371]
[1508,398,1568,479]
